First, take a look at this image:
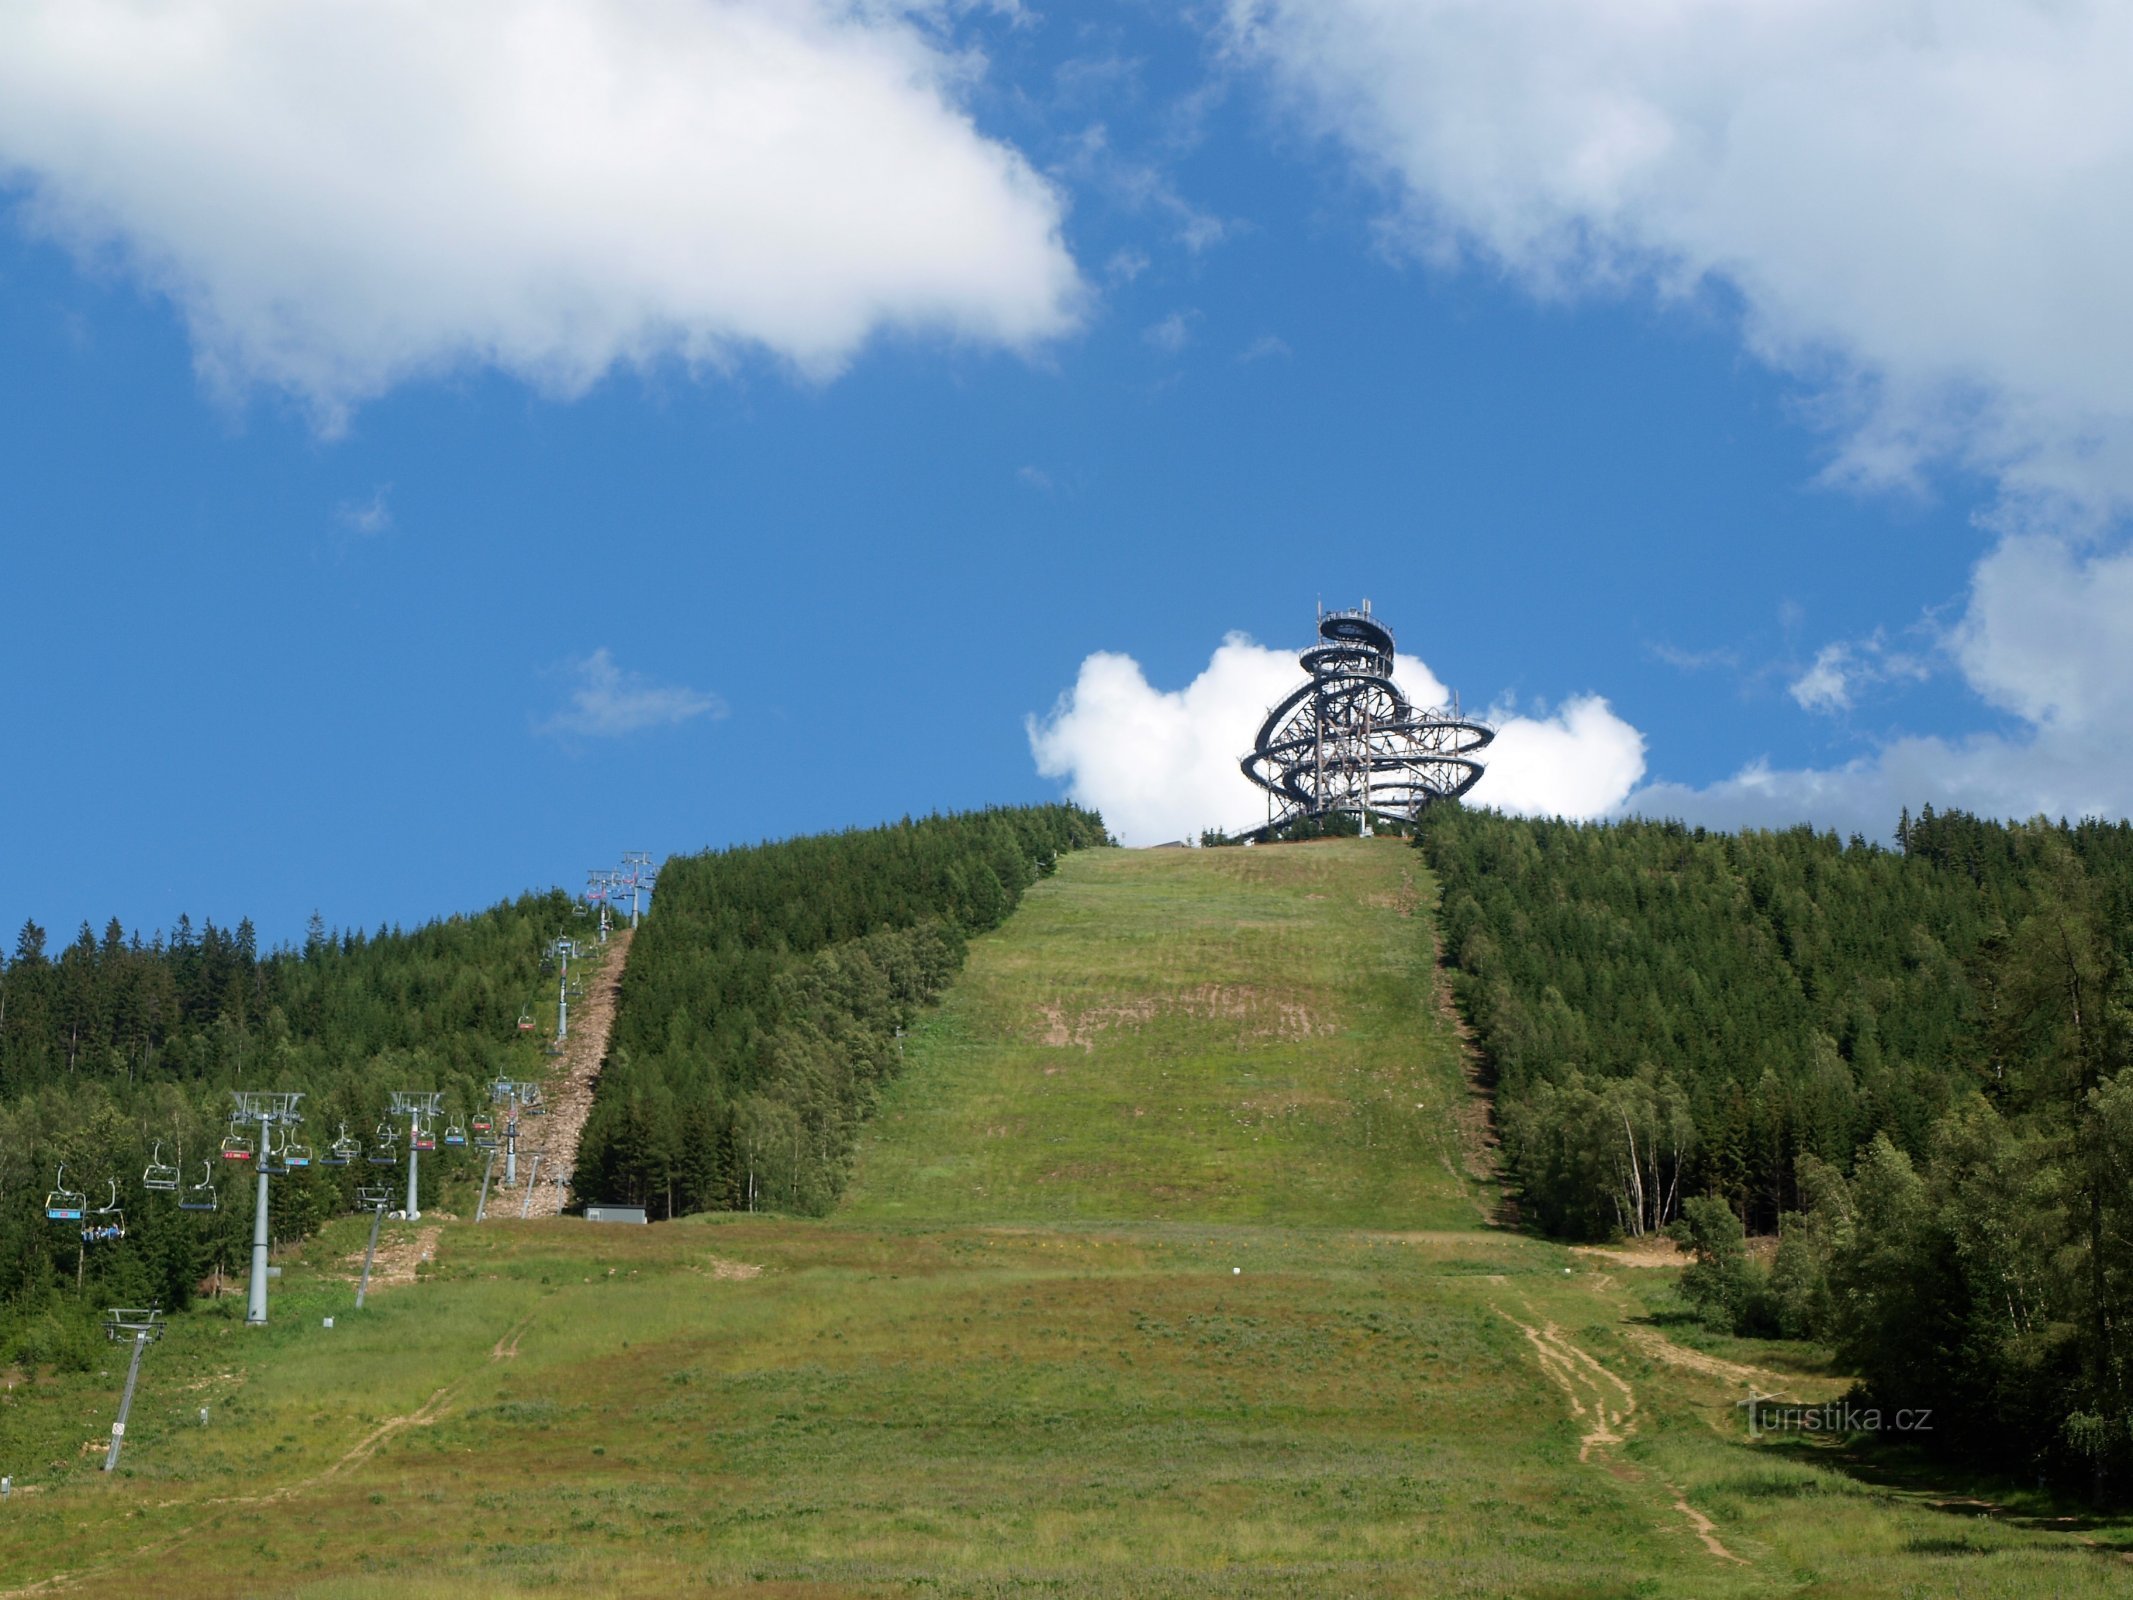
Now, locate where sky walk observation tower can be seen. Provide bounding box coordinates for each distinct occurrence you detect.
[1239,601,1494,839]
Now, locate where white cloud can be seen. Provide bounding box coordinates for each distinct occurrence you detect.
[539,648,724,740]
[0,0,1081,425]
[1029,635,1294,844]
[1229,0,2133,515]
[1473,696,1647,821]
[1789,646,1855,714]
[1631,534,2133,835]
[334,485,393,538]
[1787,633,1931,714]
[1236,334,1291,363]
[1028,633,1647,843]
[1143,310,1198,354]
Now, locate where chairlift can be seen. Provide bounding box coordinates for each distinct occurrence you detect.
[355,1185,391,1210]
[411,1122,437,1153]
[368,1121,400,1166]
[220,1130,255,1162]
[539,958,555,978]
[44,1165,87,1222]
[260,1132,289,1177]
[283,1138,312,1169]
[143,1142,180,1193]
[178,1163,219,1213]
[442,1123,468,1148]
[515,1010,535,1033]
[82,1180,125,1244]
[323,1124,361,1167]
[473,1129,499,1151]
[472,1114,493,1134]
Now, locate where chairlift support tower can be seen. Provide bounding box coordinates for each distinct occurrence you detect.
[621,852,656,929]
[491,1078,543,1189]
[100,1307,165,1472]
[387,1091,445,1219]
[229,1091,303,1326]
[550,937,580,1046]
[586,872,612,944]
[1240,601,1495,840]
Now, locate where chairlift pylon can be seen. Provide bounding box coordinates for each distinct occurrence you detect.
[143,1142,180,1193]
[178,1162,219,1213]
[44,1165,86,1223]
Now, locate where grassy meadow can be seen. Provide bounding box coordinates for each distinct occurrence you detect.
[1,840,2127,1597]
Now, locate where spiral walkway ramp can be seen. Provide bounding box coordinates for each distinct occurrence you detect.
[1239,601,1492,838]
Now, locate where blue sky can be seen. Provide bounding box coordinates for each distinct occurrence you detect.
[4,1,2128,945]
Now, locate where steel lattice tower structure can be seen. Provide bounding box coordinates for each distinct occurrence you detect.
[1240,601,1494,838]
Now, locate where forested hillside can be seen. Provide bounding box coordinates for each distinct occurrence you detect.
[0,892,575,1365]
[575,805,1108,1218]
[1426,804,2133,1493]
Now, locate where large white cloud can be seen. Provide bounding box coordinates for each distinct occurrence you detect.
[1028,634,1645,844]
[1229,0,2133,512]
[0,0,1081,422]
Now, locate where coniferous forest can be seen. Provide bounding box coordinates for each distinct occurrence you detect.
[575,804,1108,1217]
[0,891,575,1367]
[1425,804,2133,1494]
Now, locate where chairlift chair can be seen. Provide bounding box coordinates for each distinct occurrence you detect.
[472,1114,493,1134]
[323,1125,361,1168]
[473,1129,499,1151]
[143,1143,181,1193]
[82,1180,125,1243]
[516,1010,535,1033]
[260,1132,289,1176]
[355,1185,391,1211]
[368,1121,400,1166]
[220,1130,255,1162]
[442,1123,468,1147]
[44,1166,87,1222]
[178,1163,218,1213]
[411,1122,437,1152]
[283,1138,312,1169]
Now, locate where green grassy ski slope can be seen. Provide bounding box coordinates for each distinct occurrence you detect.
[2,841,2127,1599]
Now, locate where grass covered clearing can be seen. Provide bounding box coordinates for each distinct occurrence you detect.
[843,841,1479,1230]
[1,842,2127,1597]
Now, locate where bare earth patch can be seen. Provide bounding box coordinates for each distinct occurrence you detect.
[1572,1238,1687,1270]
[341,1224,441,1294]
[504,928,631,1218]
[1033,986,1327,1051]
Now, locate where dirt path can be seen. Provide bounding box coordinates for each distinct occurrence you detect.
[502,928,630,1219]
[1496,1306,1748,1566]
